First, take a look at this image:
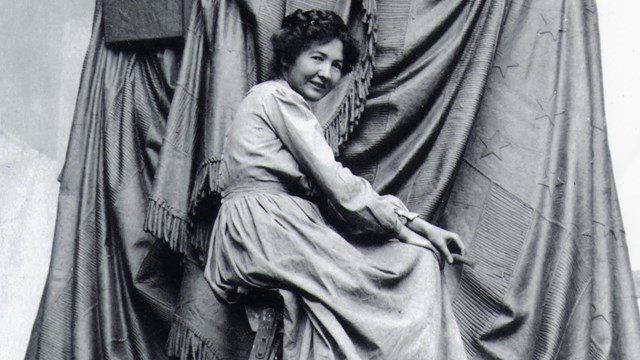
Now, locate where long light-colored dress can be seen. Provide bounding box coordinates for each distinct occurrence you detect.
[204,79,467,360]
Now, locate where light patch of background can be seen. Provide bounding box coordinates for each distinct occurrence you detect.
[600,2,640,276]
[0,1,638,359]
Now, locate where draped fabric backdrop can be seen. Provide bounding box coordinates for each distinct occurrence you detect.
[27,0,640,359]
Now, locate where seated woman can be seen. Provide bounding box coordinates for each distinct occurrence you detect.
[204,9,468,360]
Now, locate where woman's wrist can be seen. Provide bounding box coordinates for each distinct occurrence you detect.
[394,209,420,225]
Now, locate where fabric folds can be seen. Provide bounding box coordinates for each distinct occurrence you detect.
[27,0,640,359]
[25,1,183,358]
[441,2,640,358]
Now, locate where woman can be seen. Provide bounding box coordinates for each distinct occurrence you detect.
[205,9,468,360]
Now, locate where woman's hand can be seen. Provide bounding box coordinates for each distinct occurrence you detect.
[397,218,465,264]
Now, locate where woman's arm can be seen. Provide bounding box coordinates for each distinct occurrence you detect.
[264,85,468,264]
[264,86,405,236]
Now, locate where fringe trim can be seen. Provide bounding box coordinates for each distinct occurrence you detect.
[145,198,192,254]
[166,318,222,360]
[146,158,219,254]
[190,156,223,214]
[323,0,378,155]
[192,221,214,254]
[189,0,378,208]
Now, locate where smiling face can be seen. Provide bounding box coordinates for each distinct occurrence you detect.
[282,38,344,102]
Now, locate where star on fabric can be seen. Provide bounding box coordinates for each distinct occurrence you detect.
[609,228,623,242]
[535,92,565,125]
[580,230,593,240]
[589,117,607,133]
[537,171,565,196]
[593,220,625,242]
[537,14,566,41]
[491,50,519,78]
[591,303,612,326]
[479,131,510,160]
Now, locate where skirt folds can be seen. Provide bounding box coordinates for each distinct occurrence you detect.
[205,192,467,360]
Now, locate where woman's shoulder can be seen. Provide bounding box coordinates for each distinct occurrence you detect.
[247,80,307,107]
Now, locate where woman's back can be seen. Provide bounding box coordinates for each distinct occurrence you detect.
[219,80,317,198]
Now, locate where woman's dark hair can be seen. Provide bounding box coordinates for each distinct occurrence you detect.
[272,9,360,76]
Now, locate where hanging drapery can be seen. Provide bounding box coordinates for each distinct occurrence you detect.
[144,0,380,254]
[149,1,506,356]
[27,0,640,359]
[25,1,185,358]
[442,1,640,358]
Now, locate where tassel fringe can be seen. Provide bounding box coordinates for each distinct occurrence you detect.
[189,0,378,205]
[323,0,378,155]
[190,156,223,214]
[166,318,223,360]
[192,221,214,254]
[146,158,220,254]
[145,198,192,254]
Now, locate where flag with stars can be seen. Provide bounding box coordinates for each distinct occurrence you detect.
[438,1,640,359]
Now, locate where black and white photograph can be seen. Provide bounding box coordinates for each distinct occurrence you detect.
[1,1,639,359]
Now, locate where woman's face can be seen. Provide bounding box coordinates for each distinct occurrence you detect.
[283,38,344,102]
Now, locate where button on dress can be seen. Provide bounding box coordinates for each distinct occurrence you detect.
[204,80,467,360]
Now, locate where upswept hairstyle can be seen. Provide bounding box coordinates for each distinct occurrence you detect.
[271,9,360,76]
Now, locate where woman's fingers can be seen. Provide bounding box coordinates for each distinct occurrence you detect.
[407,230,453,263]
[432,236,453,263]
[398,224,464,264]
[399,227,437,251]
[446,232,465,256]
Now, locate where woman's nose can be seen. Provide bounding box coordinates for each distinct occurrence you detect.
[317,62,331,79]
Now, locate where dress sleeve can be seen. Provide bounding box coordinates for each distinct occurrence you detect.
[263,86,410,237]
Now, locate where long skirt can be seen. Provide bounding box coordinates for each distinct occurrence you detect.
[204,192,468,360]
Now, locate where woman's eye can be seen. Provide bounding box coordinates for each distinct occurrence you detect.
[311,56,323,61]
[332,63,343,71]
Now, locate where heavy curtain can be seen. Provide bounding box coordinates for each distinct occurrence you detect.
[25,2,185,358]
[27,0,640,359]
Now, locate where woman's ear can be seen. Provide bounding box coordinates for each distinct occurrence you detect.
[278,58,291,79]
[280,58,290,71]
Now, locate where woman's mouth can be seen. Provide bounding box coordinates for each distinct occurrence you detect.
[310,81,326,90]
